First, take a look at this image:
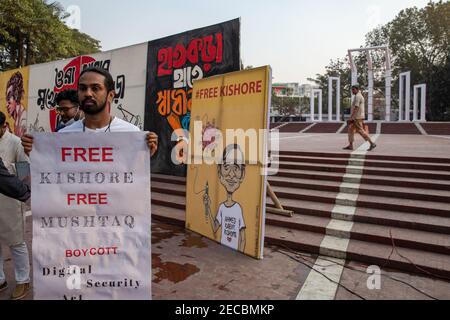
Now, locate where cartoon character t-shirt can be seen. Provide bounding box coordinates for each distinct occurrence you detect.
[215,202,246,250]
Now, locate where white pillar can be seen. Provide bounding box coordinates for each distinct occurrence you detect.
[348,50,358,99]
[385,49,392,122]
[328,78,333,122]
[385,69,392,121]
[310,89,323,122]
[366,51,374,122]
[414,84,427,122]
[318,90,323,122]
[399,72,411,122]
[328,77,341,122]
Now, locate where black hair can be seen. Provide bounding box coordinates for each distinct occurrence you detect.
[79,66,115,93]
[0,111,5,126]
[220,144,246,168]
[55,89,79,105]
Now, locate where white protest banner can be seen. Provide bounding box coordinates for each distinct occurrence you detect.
[31,132,151,300]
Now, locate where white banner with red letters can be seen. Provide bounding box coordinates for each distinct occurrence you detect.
[31,132,151,300]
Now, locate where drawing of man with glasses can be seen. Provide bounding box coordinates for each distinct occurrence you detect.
[203,144,246,252]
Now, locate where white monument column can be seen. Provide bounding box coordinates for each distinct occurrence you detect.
[399,72,411,121]
[413,84,427,122]
[328,77,341,122]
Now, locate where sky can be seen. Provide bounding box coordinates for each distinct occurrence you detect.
[57,0,434,84]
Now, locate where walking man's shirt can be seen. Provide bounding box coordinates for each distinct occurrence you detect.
[352,91,366,119]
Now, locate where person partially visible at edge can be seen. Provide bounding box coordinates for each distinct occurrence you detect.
[0,157,30,202]
[21,66,158,156]
[343,84,377,152]
[54,89,84,132]
[0,111,31,300]
[5,72,27,137]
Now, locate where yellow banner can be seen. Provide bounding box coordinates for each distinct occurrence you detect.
[186,66,271,259]
[0,67,29,137]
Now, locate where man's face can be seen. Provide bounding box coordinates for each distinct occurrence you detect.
[0,123,7,139]
[56,100,78,122]
[352,87,358,95]
[218,163,245,194]
[78,72,113,115]
[6,86,16,116]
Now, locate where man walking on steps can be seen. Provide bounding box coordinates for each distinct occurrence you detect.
[343,84,377,152]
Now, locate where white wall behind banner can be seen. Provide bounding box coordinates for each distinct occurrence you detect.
[27,43,148,133]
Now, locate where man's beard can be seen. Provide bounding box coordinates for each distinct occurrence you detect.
[80,97,107,115]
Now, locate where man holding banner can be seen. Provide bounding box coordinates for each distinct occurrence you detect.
[20,66,157,300]
[22,67,158,153]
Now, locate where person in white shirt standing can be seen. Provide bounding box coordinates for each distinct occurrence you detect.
[343,84,377,151]
[0,111,31,300]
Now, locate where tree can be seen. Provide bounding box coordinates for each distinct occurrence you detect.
[0,0,100,71]
[271,93,296,116]
[313,1,450,121]
[365,1,450,121]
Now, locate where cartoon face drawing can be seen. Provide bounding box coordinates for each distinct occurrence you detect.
[218,162,245,194]
[218,144,246,195]
[6,85,17,116]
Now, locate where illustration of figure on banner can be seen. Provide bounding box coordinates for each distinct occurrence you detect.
[203,144,247,252]
[5,72,27,137]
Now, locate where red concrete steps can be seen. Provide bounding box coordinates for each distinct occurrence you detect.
[151,192,185,210]
[265,213,330,234]
[421,123,450,135]
[278,151,350,159]
[274,169,345,183]
[152,178,450,225]
[275,155,450,172]
[349,222,450,255]
[346,239,450,279]
[150,180,450,279]
[152,173,186,185]
[278,151,450,165]
[359,175,450,191]
[304,123,343,134]
[265,212,450,255]
[265,220,450,279]
[353,207,450,235]
[275,161,450,180]
[381,123,421,134]
[266,197,334,218]
[268,184,450,218]
[153,171,450,192]
[356,194,450,218]
[269,176,450,203]
[263,225,323,255]
[269,176,342,192]
[151,204,185,227]
[277,123,311,133]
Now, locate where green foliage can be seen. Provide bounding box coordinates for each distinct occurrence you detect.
[0,0,100,71]
[313,1,450,121]
[271,93,310,116]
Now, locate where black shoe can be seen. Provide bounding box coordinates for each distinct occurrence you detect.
[368,143,377,151]
[343,146,354,151]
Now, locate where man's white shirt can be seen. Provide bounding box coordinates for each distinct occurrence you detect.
[59,117,140,133]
